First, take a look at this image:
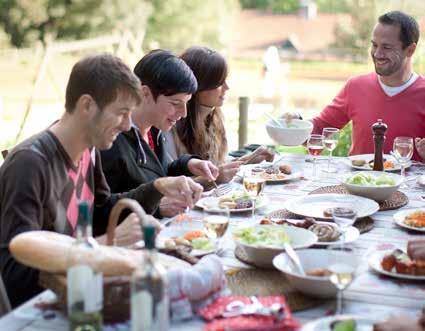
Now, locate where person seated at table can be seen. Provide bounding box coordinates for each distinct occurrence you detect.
[284,11,425,160]
[100,50,219,218]
[164,46,274,187]
[0,54,204,307]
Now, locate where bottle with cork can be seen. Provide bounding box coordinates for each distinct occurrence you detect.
[372,119,388,171]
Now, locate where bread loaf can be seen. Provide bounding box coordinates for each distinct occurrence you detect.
[10,230,189,276]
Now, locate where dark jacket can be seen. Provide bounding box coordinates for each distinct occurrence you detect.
[100,126,197,217]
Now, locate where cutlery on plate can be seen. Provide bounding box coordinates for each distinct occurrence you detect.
[283,242,305,276]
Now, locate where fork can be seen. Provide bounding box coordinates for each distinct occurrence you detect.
[212,182,233,197]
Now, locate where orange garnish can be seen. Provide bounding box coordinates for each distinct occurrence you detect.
[183,231,206,241]
[175,213,192,223]
[384,160,394,169]
[405,211,425,228]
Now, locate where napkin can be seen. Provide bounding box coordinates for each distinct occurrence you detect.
[167,255,227,321]
[198,295,300,331]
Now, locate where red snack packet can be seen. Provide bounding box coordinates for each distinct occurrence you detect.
[198,296,300,331]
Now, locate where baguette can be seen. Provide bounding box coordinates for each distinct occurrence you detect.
[10,230,189,276]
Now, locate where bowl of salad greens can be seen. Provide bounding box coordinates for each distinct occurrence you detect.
[342,171,402,202]
[232,224,317,268]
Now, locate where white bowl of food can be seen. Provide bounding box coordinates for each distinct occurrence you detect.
[341,171,402,202]
[273,248,357,298]
[265,119,313,146]
[232,224,317,268]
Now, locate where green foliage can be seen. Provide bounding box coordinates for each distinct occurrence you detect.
[144,0,240,52]
[0,0,151,47]
[239,0,299,13]
[316,0,350,13]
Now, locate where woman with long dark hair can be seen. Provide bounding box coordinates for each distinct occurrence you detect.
[166,46,273,184]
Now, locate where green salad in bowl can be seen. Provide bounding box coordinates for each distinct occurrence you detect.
[233,225,290,247]
[345,173,395,186]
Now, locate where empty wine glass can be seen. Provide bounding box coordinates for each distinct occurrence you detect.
[322,128,340,173]
[243,168,266,219]
[307,134,324,179]
[331,205,357,246]
[203,206,230,252]
[327,245,358,315]
[393,136,414,188]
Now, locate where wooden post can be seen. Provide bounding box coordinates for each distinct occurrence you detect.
[238,96,249,149]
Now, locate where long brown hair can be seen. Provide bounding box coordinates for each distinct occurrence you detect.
[176,46,228,164]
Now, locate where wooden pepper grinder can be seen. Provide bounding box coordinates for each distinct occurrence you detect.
[372,119,388,171]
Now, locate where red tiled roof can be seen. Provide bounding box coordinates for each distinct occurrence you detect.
[231,9,351,56]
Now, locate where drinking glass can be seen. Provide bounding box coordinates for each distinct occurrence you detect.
[243,169,266,219]
[393,136,414,188]
[203,207,230,252]
[331,205,357,245]
[327,245,358,315]
[322,128,340,173]
[307,134,324,179]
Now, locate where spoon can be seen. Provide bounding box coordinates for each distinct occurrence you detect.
[265,112,285,128]
[283,242,305,276]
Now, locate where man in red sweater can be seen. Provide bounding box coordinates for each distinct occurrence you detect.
[286,11,425,160]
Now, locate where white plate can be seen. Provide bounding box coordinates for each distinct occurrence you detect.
[347,154,411,172]
[313,224,360,246]
[284,194,380,220]
[368,249,425,280]
[156,226,216,257]
[238,163,302,183]
[301,315,377,331]
[196,195,267,212]
[393,208,425,232]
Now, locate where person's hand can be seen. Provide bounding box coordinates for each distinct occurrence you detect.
[238,146,274,164]
[159,196,187,217]
[154,176,203,208]
[187,159,219,181]
[217,161,243,184]
[415,138,425,161]
[281,112,302,123]
[113,212,162,247]
[373,314,424,331]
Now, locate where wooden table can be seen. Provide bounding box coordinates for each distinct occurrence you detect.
[1,155,424,330]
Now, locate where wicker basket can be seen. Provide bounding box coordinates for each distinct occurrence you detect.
[39,198,148,322]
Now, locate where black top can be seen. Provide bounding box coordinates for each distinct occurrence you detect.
[100,126,198,217]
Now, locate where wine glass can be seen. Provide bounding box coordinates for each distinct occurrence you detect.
[331,205,357,246]
[307,134,324,179]
[327,245,358,315]
[203,206,230,252]
[393,136,414,188]
[243,169,266,219]
[322,128,340,173]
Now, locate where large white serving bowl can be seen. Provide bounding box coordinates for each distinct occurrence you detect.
[233,225,317,268]
[341,171,402,202]
[273,249,357,298]
[265,119,313,146]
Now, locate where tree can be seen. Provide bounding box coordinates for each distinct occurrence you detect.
[0,0,151,47]
[240,0,299,13]
[144,0,240,52]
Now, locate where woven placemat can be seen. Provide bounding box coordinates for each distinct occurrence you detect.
[309,185,408,211]
[266,209,374,234]
[225,266,320,312]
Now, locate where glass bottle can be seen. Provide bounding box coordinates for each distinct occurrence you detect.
[131,225,169,331]
[67,201,103,331]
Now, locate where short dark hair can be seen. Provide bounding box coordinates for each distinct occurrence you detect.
[378,11,420,49]
[133,49,197,100]
[65,54,141,113]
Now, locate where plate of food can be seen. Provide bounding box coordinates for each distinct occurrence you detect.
[260,218,359,246]
[347,154,411,172]
[393,208,425,232]
[196,191,267,212]
[156,227,216,257]
[238,162,302,183]
[368,247,425,280]
[301,315,377,331]
[284,194,379,220]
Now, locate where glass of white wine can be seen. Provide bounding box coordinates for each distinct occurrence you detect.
[327,245,358,315]
[393,136,414,188]
[322,128,340,173]
[203,207,230,252]
[243,169,266,219]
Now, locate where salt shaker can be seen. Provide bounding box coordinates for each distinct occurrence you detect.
[372,119,388,171]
